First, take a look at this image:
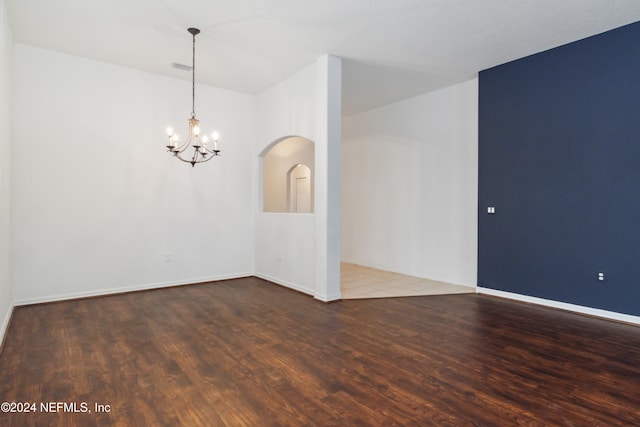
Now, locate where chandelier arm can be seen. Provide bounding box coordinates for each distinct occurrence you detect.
[203,146,221,155]
[174,147,217,165]
[174,154,193,163]
[175,150,198,163]
[174,133,194,154]
[194,151,217,163]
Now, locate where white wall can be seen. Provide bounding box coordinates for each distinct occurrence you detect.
[255,56,341,301]
[256,64,318,148]
[11,44,255,304]
[342,78,478,287]
[0,0,13,343]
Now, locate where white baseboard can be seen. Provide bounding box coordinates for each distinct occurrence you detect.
[477,287,640,326]
[253,273,315,297]
[314,292,342,303]
[13,273,253,307]
[1,303,14,349]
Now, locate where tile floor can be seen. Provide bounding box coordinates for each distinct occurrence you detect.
[341,263,475,299]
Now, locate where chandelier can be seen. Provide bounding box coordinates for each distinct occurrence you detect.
[165,27,221,167]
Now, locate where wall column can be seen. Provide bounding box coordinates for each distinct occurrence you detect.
[314,55,342,302]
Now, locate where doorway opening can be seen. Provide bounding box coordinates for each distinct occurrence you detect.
[262,136,315,213]
[288,164,312,213]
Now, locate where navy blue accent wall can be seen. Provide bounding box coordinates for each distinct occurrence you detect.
[478,21,640,316]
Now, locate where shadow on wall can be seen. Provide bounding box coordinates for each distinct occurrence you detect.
[262,136,315,213]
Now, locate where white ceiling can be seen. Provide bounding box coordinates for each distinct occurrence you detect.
[6,0,640,116]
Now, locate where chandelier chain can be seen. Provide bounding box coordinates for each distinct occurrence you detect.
[191,31,196,118]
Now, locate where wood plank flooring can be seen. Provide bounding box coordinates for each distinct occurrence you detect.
[1,277,640,426]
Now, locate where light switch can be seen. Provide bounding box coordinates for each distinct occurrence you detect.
[487,207,496,214]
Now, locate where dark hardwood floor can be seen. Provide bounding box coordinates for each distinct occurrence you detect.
[1,277,639,426]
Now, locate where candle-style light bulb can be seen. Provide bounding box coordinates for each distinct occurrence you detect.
[166,127,173,137]
[202,135,209,148]
[212,131,219,151]
[193,126,200,137]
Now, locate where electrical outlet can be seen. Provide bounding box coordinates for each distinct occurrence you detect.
[598,272,605,281]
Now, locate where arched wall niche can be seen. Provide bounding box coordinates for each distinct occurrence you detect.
[261,136,315,213]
